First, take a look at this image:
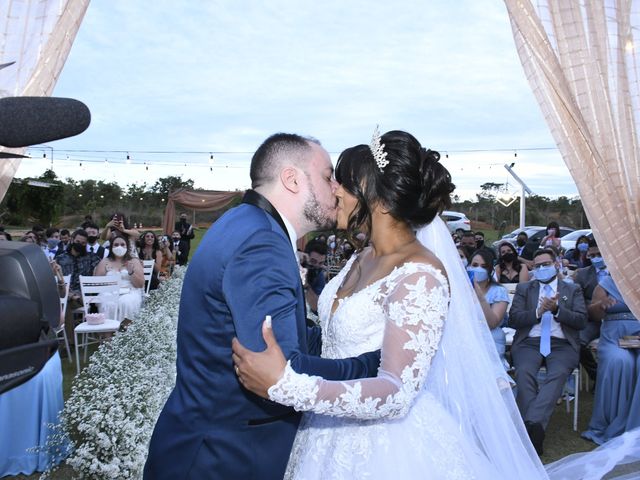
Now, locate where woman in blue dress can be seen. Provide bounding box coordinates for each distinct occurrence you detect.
[468,249,510,369]
[582,274,640,445]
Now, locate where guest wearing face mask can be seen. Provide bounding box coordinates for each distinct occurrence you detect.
[94,232,144,323]
[456,246,469,268]
[575,238,608,383]
[474,231,497,266]
[55,229,102,344]
[539,221,562,249]
[508,248,587,455]
[495,241,529,284]
[43,227,62,260]
[565,235,592,270]
[468,249,510,368]
[83,221,106,258]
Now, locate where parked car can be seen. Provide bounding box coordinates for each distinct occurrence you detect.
[492,225,576,258]
[560,229,593,252]
[441,211,471,233]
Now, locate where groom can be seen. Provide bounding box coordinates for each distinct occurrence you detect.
[144,133,380,480]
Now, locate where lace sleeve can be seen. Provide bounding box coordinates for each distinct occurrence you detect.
[268,264,448,420]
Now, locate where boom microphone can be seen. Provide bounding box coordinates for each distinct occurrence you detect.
[0,96,91,148]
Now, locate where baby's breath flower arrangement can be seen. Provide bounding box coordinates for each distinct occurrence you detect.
[43,268,184,479]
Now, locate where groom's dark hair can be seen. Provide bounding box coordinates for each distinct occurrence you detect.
[250,133,320,189]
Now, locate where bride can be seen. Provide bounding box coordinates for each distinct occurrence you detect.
[233,129,640,479]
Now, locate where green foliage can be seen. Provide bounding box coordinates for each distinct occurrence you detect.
[2,169,64,225]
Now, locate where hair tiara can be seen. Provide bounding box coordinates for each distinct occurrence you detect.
[369,125,389,172]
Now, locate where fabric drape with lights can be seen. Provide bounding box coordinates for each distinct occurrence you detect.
[0,0,90,202]
[504,0,640,319]
[161,189,243,234]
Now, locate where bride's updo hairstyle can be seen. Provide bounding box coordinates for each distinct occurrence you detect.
[335,130,455,235]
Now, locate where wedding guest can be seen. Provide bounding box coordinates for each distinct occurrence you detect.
[171,230,189,266]
[495,241,529,284]
[302,240,327,314]
[539,221,561,249]
[20,232,37,243]
[32,224,46,247]
[94,232,144,322]
[564,235,591,270]
[59,229,70,250]
[508,248,587,454]
[100,212,140,257]
[582,275,640,445]
[138,230,170,290]
[574,238,607,382]
[174,213,195,262]
[341,240,355,261]
[56,229,101,344]
[459,231,477,260]
[83,221,106,258]
[457,245,469,267]
[515,231,528,256]
[43,227,62,260]
[468,249,510,368]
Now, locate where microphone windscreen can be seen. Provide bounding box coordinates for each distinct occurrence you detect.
[0,96,91,148]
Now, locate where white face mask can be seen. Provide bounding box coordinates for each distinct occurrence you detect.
[112,245,127,257]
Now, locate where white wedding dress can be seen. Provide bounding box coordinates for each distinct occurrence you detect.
[270,257,499,479]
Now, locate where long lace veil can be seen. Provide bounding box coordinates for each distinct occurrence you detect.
[416,217,547,478]
[417,217,640,479]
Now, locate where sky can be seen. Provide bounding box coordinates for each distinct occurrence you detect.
[15,0,579,200]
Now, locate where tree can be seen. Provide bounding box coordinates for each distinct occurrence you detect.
[150,176,195,200]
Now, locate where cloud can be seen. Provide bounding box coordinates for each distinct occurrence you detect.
[16,0,579,198]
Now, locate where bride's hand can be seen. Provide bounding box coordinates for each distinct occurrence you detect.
[232,318,286,399]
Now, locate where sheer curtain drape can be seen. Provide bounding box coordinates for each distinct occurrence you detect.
[161,189,243,234]
[0,0,89,202]
[504,0,640,319]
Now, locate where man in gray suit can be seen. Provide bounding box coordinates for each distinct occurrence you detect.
[509,248,587,455]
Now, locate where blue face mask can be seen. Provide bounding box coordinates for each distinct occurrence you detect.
[47,239,58,250]
[534,265,557,283]
[590,256,606,269]
[577,242,589,252]
[467,266,489,283]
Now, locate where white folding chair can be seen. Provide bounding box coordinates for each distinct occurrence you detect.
[54,275,72,363]
[142,259,155,295]
[74,275,121,374]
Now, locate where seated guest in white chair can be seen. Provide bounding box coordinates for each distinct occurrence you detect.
[94,232,144,323]
[508,248,587,455]
[56,228,102,344]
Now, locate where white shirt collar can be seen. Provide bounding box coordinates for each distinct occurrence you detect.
[539,277,558,295]
[275,208,297,255]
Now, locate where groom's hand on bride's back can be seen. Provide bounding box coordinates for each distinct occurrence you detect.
[232,319,287,399]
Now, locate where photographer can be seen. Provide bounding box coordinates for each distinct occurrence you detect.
[302,240,328,314]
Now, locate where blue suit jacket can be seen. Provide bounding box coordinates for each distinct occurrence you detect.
[144,200,380,480]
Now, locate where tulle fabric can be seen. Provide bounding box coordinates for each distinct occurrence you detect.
[416,217,547,479]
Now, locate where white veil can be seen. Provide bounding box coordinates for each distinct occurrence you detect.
[417,217,640,480]
[416,217,547,479]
